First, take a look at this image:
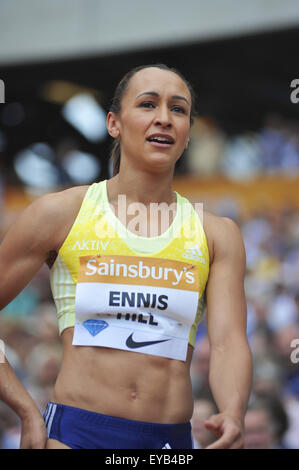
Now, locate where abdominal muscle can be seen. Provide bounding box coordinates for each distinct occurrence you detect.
[52,327,194,425]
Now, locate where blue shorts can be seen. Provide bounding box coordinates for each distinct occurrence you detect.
[43,402,193,449]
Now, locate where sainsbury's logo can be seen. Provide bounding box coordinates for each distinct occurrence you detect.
[78,255,199,291]
[85,258,195,286]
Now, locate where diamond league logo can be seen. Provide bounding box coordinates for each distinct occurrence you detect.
[83,319,109,336]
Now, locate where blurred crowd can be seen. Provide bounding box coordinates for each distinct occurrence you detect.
[0,112,299,449]
[186,114,299,180]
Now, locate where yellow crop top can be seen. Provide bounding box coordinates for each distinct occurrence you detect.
[50,180,210,360]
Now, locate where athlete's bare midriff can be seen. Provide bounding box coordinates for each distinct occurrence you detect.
[53,328,194,424]
[47,182,214,425]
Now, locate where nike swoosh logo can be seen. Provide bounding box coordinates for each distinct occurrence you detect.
[126,333,170,349]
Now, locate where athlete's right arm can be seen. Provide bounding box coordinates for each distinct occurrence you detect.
[0,193,63,448]
[0,193,63,310]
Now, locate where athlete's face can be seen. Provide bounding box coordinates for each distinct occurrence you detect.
[108,68,192,172]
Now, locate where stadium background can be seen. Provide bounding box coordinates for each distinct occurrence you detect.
[0,0,299,449]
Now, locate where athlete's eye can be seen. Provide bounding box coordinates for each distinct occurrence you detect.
[139,102,187,114]
[139,101,155,109]
[171,106,186,114]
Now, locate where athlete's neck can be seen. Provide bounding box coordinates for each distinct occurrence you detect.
[107,171,176,206]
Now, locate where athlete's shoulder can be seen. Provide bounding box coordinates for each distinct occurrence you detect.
[0,185,92,262]
[41,184,90,205]
[31,184,90,219]
[203,210,241,232]
[13,185,90,248]
[202,211,245,264]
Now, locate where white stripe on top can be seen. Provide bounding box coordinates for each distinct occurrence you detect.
[46,403,57,437]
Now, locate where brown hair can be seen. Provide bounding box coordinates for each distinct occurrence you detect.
[109,64,197,176]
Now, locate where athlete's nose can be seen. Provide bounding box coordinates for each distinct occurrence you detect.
[153,104,172,128]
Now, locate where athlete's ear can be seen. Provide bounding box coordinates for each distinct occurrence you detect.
[107,111,120,138]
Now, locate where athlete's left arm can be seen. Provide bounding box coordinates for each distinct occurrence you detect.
[204,216,253,449]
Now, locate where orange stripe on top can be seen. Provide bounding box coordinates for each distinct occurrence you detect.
[78,255,199,292]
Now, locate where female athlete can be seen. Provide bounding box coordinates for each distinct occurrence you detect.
[0,64,252,449]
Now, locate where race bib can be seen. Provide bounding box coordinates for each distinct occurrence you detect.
[73,255,199,361]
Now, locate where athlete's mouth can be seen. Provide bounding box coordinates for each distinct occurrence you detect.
[146,133,175,146]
